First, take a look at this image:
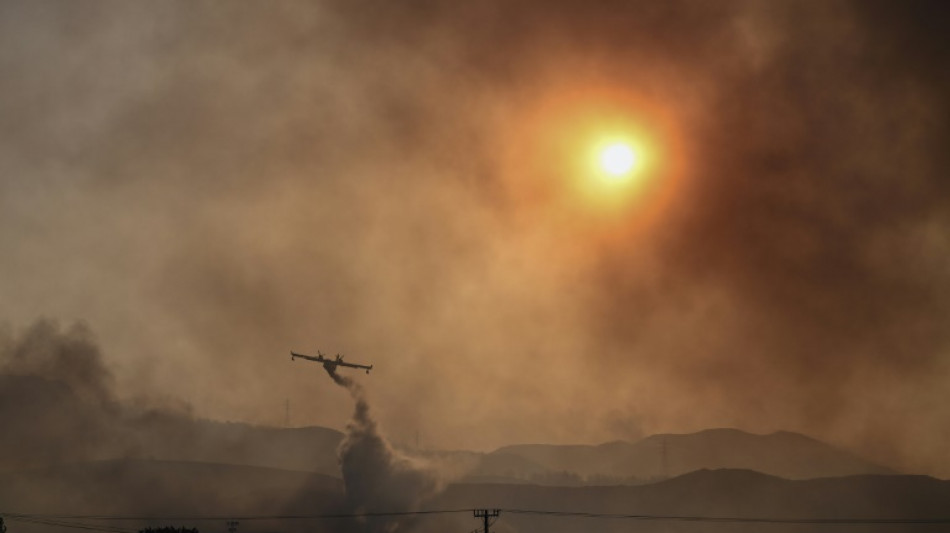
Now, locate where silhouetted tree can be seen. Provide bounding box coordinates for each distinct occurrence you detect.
[139,527,198,533]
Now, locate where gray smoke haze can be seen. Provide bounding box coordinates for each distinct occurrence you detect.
[0,319,124,468]
[325,366,442,533]
[1,0,949,478]
[0,319,210,471]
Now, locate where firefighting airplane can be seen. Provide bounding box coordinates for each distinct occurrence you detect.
[291,350,373,374]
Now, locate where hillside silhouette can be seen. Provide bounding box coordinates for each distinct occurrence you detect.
[0,459,345,533]
[492,428,893,481]
[132,424,891,484]
[0,373,893,485]
[1,461,945,533]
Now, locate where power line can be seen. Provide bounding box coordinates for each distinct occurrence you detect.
[1,510,473,522]
[6,514,131,529]
[5,509,950,526]
[5,515,135,533]
[8,518,112,533]
[500,508,950,524]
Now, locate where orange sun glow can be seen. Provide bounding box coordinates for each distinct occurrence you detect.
[500,84,687,229]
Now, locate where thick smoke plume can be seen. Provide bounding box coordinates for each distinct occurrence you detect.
[0,319,230,472]
[325,366,442,533]
[0,319,124,468]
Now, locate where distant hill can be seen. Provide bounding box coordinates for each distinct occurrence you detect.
[436,470,950,533]
[493,428,894,481]
[1,461,945,533]
[140,419,345,476]
[0,459,345,533]
[420,449,552,485]
[170,426,893,485]
[0,375,897,487]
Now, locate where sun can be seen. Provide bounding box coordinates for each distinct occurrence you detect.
[504,85,685,218]
[599,142,638,178]
[590,137,646,186]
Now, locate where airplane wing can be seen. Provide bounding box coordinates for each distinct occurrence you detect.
[291,351,372,373]
[336,360,373,371]
[291,351,326,363]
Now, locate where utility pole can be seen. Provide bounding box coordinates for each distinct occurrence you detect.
[473,509,499,533]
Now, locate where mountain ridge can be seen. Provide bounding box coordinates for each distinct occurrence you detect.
[1,460,943,533]
[492,427,894,481]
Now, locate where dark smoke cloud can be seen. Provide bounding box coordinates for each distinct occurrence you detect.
[325,366,442,533]
[1,0,949,478]
[0,319,201,469]
[0,320,122,468]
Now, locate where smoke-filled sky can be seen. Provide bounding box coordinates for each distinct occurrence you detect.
[1,1,948,477]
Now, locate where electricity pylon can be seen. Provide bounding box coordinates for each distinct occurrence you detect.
[473,509,500,533]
